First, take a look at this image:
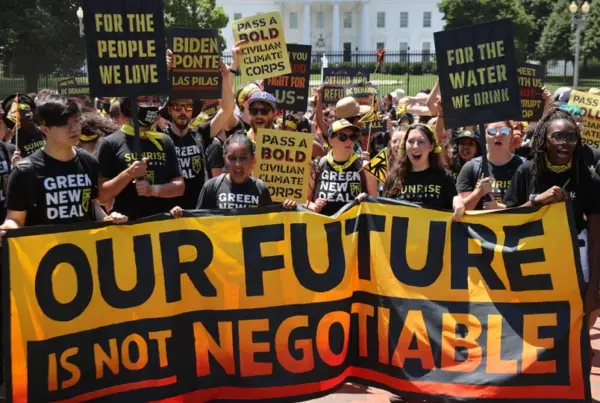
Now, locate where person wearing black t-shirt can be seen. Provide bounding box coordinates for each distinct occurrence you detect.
[503,108,600,324]
[384,123,465,217]
[170,134,295,217]
[96,96,184,221]
[1,93,45,161]
[0,95,127,232]
[457,121,524,211]
[206,122,246,177]
[450,129,481,180]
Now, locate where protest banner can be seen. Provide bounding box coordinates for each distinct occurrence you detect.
[263,44,311,112]
[518,63,545,122]
[232,11,291,82]
[82,0,169,97]
[169,28,221,99]
[568,90,600,149]
[434,19,522,129]
[4,201,590,402]
[254,128,312,202]
[323,68,370,104]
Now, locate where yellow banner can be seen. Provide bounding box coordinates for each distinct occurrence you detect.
[4,201,590,402]
[254,128,312,202]
[232,11,292,82]
[569,90,600,148]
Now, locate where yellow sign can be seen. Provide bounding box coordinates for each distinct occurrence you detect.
[254,128,312,202]
[569,90,600,149]
[4,202,589,402]
[232,11,292,82]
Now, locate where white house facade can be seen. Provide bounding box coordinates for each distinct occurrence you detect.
[216,0,444,53]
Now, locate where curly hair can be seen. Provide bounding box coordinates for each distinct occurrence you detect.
[450,136,482,175]
[81,111,118,142]
[530,107,584,192]
[384,123,443,197]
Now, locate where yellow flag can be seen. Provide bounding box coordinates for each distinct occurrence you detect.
[363,148,388,183]
[7,93,21,130]
[358,93,380,124]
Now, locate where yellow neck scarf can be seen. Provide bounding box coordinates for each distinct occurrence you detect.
[326,151,360,173]
[121,123,164,151]
[545,155,572,173]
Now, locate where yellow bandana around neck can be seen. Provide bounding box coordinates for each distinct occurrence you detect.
[121,123,164,151]
[326,151,360,173]
[545,155,572,173]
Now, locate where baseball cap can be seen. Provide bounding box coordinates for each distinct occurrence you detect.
[248,91,277,110]
[328,119,360,137]
[553,87,572,106]
[453,128,480,141]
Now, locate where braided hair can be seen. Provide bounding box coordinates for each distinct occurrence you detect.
[530,107,584,192]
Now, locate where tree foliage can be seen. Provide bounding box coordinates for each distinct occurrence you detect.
[164,0,229,52]
[437,0,534,56]
[581,0,600,57]
[521,0,556,57]
[536,0,574,62]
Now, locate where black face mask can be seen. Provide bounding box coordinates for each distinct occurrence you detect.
[137,105,159,127]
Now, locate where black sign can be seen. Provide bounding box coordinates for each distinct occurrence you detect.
[264,44,311,112]
[57,85,90,97]
[82,0,169,97]
[322,68,370,104]
[518,63,545,122]
[345,83,378,105]
[57,78,78,86]
[169,28,221,99]
[434,19,521,128]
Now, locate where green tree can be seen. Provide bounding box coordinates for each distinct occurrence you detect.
[537,0,574,63]
[0,1,85,93]
[521,0,556,57]
[164,0,229,52]
[581,0,600,57]
[437,0,534,55]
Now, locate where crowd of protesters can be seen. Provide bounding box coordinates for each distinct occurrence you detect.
[1,39,600,402]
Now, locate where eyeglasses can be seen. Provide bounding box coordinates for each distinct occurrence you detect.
[227,155,251,164]
[249,107,272,116]
[171,103,193,112]
[550,131,578,145]
[333,132,358,142]
[486,127,512,136]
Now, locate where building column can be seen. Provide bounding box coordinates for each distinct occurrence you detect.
[303,1,311,45]
[361,0,370,51]
[332,0,340,52]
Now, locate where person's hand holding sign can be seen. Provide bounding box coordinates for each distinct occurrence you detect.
[127,157,149,179]
[533,186,568,205]
[232,40,247,70]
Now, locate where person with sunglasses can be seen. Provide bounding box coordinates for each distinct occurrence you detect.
[308,119,378,216]
[246,91,278,141]
[503,107,600,339]
[96,96,184,221]
[457,121,524,211]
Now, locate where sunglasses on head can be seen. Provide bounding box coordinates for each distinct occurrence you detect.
[249,107,272,116]
[333,132,358,142]
[486,127,512,136]
[550,131,578,145]
[172,103,193,112]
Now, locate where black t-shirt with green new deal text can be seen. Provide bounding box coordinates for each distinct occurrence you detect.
[386,168,457,211]
[6,148,99,226]
[196,174,272,209]
[314,157,365,216]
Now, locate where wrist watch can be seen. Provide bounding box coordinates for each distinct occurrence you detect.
[529,193,540,205]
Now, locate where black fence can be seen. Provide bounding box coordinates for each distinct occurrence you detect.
[2,51,599,100]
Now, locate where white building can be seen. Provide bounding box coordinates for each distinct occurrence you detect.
[217,0,444,53]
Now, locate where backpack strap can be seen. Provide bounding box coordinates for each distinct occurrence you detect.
[74,148,97,222]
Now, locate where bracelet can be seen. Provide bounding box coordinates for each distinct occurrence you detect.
[529,193,540,205]
[229,68,239,75]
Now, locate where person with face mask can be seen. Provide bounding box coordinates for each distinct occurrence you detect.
[96,95,185,220]
[1,93,45,160]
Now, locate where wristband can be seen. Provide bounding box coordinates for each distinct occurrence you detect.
[229,68,239,75]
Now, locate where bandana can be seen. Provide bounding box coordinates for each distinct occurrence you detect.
[121,123,164,151]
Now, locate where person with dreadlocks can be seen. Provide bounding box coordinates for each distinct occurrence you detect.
[384,123,465,217]
[503,107,600,325]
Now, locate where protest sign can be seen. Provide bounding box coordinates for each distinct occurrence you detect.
[263,44,311,112]
[57,84,90,98]
[254,128,312,202]
[169,28,221,99]
[232,11,291,82]
[4,201,590,402]
[82,0,169,97]
[568,90,600,148]
[57,77,78,86]
[345,83,378,105]
[518,63,545,122]
[434,19,522,128]
[323,68,370,104]
[202,99,220,119]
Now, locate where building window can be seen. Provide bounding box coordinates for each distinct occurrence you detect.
[423,11,431,28]
[400,12,408,28]
[377,12,385,28]
[233,12,242,20]
[377,42,385,50]
[316,12,324,29]
[289,12,298,29]
[399,42,408,61]
[422,42,431,62]
[344,12,352,28]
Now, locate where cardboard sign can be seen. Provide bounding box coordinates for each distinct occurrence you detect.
[169,28,221,99]
[233,11,291,82]
[263,44,311,112]
[322,68,370,104]
[569,90,600,148]
[254,129,312,202]
[518,63,545,122]
[434,19,522,128]
[82,0,169,97]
